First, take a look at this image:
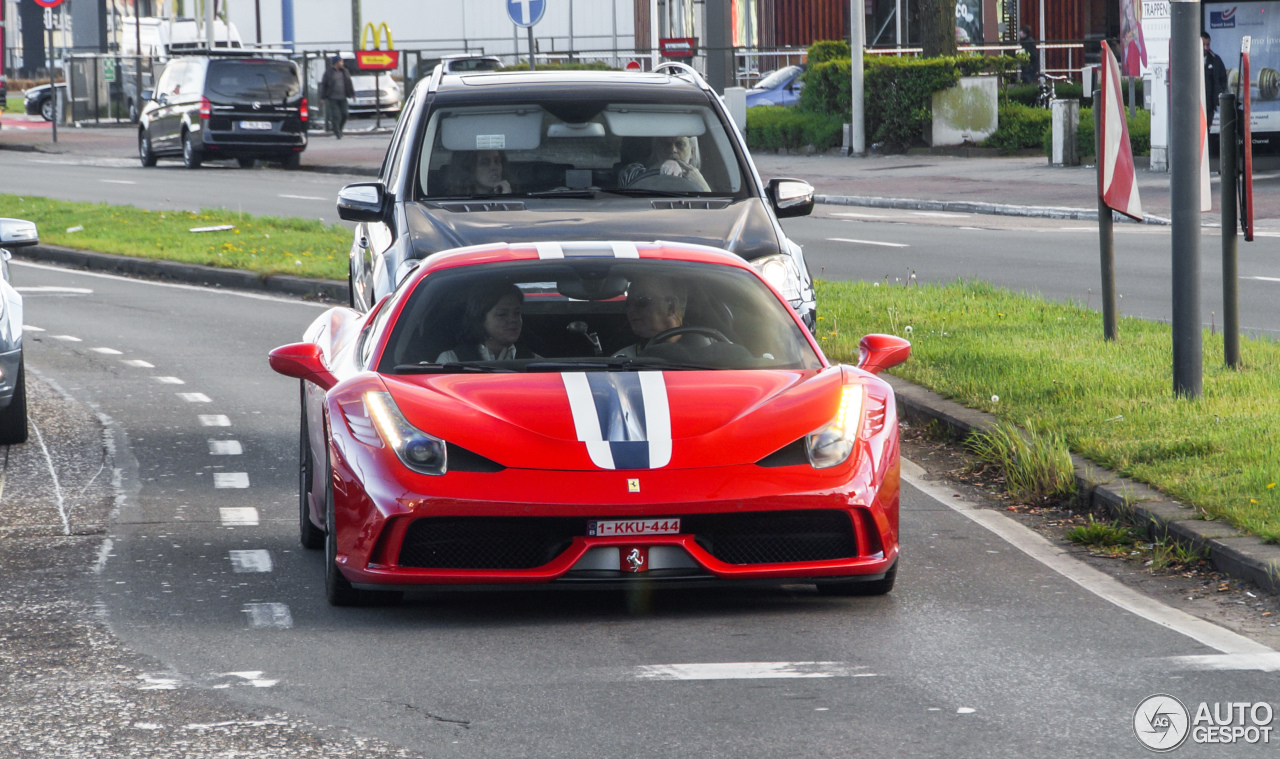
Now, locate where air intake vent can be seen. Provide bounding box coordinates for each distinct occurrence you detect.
[650,199,732,210]
[434,201,526,213]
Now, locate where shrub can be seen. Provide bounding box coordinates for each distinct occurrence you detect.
[1040,105,1151,158]
[745,106,844,152]
[808,40,851,64]
[862,57,960,149]
[982,102,1051,153]
[799,57,853,115]
[1005,79,1142,107]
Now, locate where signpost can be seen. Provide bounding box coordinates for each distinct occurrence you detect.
[359,22,395,130]
[507,0,545,70]
[34,0,67,144]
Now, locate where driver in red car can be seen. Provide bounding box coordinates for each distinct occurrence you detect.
[613,275,688,357]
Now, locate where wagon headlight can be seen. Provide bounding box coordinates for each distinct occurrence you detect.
[805,384,864,469]
[752,253,802,304]
[364,391,447,475]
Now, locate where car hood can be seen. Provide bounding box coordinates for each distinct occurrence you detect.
[404,197,783,262]
[381,367,843,471]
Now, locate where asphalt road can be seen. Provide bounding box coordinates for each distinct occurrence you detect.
[15,259,1280,757]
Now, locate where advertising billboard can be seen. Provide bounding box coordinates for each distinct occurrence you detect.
[1205,1,1280,152]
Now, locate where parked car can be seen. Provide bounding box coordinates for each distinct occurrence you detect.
[336,64,819,330]
[138,53,308,169]
[746,65,806,108]
[0,74,8,104]
[269,241,909,605]
[24,83,68,122]
[0,219,35,444]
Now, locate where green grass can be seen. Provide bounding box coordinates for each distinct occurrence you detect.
[817,278,1280,541]
[1067,516,1137,547]
[965,419,1076,504]
[0,194,350,280]
[4,96,22,112]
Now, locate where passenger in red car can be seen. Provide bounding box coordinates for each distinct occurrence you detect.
[436,283,536,361]
[613,275,688,357]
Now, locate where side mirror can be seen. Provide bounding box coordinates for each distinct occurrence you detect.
[141,89,153,102]
[766,178,814,219]
[337,182,387,223]
[856,334,911,375]
[268,342,338,390]
[0,218,39,248]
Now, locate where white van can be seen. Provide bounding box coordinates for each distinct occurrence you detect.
[121,17,243,57]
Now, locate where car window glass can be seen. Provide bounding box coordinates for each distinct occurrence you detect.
[360,296,397,368]
[754,66,802,90]
[157,61,184,95]
[377,258,820,372]
[416,102,743,199]
[206,60,300,101]
[383,87,418,189]
[180,61,204,96]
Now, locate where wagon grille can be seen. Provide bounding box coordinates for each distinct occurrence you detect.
[396,510,858,570]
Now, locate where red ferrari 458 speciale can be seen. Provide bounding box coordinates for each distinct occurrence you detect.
[269,241,909,606]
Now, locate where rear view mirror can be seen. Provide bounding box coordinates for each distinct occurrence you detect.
[856,334,911,375]
[337,182,386,223]
[0,218,39,248]
[268,342,338,390]
[767,178,814,218]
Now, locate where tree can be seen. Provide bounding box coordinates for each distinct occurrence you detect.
[920,0,958,57]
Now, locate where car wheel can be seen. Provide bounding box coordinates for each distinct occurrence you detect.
[816,561,897,597]
[128,98,138,123]
[138,130,157,167]
[0,357,29,445]
[182,131,202,169]
[323,437,400,606]
[298,385,324,550]
[40,97,53,122]
[280,152,301,170]
[237,157,256,168]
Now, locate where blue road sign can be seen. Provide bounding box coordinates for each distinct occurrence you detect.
[507,0,546,28]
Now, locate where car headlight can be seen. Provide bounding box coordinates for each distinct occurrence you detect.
[805,384,865,469]
[752,253,802,304]
[364,391,447,475]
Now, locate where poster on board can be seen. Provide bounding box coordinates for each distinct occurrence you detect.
[1204,1,1280,153]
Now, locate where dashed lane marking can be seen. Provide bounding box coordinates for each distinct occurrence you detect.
[52,335,82,341]
[209,440,243,455]
[91,347,123,355]
[99,179,138,185]
[178,392,212,403]
[154,376,185,384]
[633,662,876,680]
[21,325,44,332]
[1164,653,1280,672]
[827,237,910,249]
[214,472,249,488]
[830,211,890,219]
[121,359,155,368]
[1245,276,1280,283]
[910,211,970,218]
[228,549,273,573]
[199,414,231,427]
[219,507,258,526]
[242,603,292,629]
[15,286,94,294]
[278,193,326,200]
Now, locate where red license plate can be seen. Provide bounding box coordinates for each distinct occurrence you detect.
[588,518,681,537]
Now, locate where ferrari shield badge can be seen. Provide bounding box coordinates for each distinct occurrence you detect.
[627,478,640,493]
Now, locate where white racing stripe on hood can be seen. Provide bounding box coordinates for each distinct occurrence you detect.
[561,371,672,469]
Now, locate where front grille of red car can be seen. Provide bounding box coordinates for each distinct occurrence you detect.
[686,510,857,565]
[397,510,858,570]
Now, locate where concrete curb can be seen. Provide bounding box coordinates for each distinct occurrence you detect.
[13,244,348,303]
[816,193,1173,226]
[883,375,1280,594]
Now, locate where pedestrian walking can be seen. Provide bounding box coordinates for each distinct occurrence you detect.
[1202,31,1228,126]
[320,56,354,139]
[1019,25,1040,85]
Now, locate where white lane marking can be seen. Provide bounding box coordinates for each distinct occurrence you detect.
[1245,276,1280,283]
[11,261,330,309]
[28,420,70,536]
[52,334,82,342]
[100,179,138,185]
[132,723,163,730]
[634,662,875,680]
[121,359,154,368]
[209,440,242,455]
[242,603,292,629]
[154,376,185,384]
[830,211,889,218]
[185,719,287,729]
[177,392,211,403]
[213,672,281,689]
[827,237,910,249]
[91,347,123,355]
[219,507,259,526]
[21,325,44,332]
[278,193,326,200]
[16,286,94,294]
[138,674,181,690]
[214,472,249,488]
[1164,653,1280,672]
[229,549,273,573]
[957,707,977,714]
[911,211,970,218]
[199,414,231,427]
[93,538,114,574]
[902,459,1274,656]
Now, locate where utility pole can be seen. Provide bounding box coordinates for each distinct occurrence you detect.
[351,0,361,57]
[849,0,865,155]
[1170,0,1202,398]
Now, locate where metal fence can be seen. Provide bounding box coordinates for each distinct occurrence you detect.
[65,54,160,124]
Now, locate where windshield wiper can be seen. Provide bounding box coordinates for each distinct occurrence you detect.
[523,359,715,372]
[600,187,693,198]
[393,363,513,374]
[522,189,598,198]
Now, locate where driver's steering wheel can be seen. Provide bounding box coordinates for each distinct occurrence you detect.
[649,326,731,345]
[625,168,704,192]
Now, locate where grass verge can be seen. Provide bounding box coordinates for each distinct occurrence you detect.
[0,194,350,280]
[817,278,1280,542]
[965,419,1076,503]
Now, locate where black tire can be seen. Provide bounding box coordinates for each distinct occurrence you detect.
[816,561,897,597]
[0,357,29,445]
[182,131,202,169]
[139,129,157,167]
[280,152,301,170]
[299,384,324,550]
[323,440,401,607]
[40,97,53,122]
[237,157,256,168]
[128,98,139,124]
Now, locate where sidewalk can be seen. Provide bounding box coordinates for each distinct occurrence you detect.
[5,116,1278,226]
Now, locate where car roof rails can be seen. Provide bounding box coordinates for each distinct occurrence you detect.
[427,62,445,94]
[170,46,293,58]
[653,61,712,92]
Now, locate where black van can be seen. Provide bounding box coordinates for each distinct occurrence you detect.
[138,54,308,169]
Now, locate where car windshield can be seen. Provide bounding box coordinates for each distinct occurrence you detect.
[376,258,821,373]
[206,60,299,101]
[417,101,745,198]
[753,66,802,90]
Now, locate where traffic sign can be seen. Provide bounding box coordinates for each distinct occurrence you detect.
[355,50,399,71]
[625,60,641,71]
[507,0,546,28]
[31,0,65,7]
[102,57,117,83]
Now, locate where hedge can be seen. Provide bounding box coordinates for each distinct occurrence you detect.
[1038,106,1151,158]
[1005,79,1144,107]
[982,102,1052,153]
[808,40,851,64]
[745,106,844,152]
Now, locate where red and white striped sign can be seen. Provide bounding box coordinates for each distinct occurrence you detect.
[1099,44,1143,220]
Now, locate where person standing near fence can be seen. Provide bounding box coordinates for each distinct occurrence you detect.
[1019,26,1041,85]
[320,56,354,139]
